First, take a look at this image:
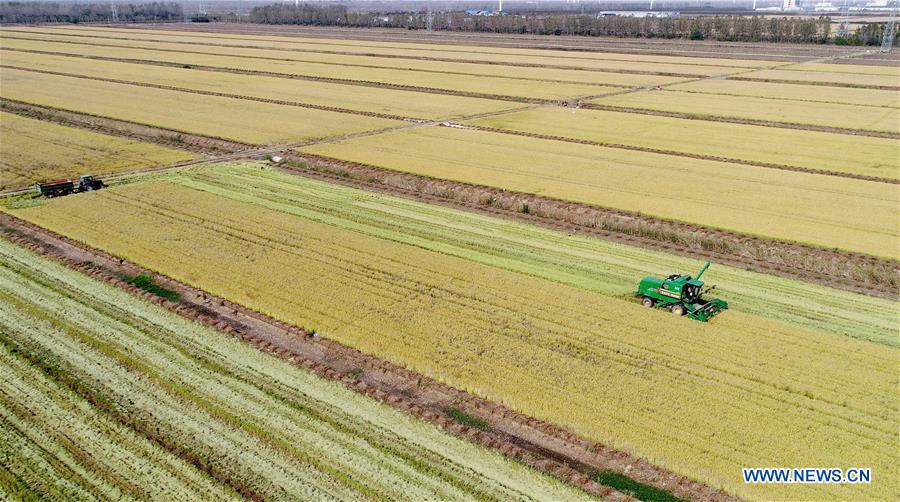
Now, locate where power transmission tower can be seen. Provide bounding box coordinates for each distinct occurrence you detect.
[110,1,118,22]
[881,5,898,53]
[836,0,850,38]
[198,0,207,16]
[427,2,433,33]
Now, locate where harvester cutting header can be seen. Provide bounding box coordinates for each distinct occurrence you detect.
[636,261,728,322]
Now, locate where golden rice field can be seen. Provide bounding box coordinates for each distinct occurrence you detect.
[0,111,195,190]
[741,68,900,87]
[467,106,900,179]
[786,61,900,77]
[0,68,403,144]
[667,78,900,107]
[592,89,900,133]
[0,34,690,88]
[0,50,526,120]
[2,24,898,500]
[300,126,900,257]
[5,26,779,72]
[0,38,622,101]
[7,177,896,501]
[0,238,582,500]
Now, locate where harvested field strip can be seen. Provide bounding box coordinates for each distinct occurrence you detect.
[10,181,898,500]
[174,164,899,345]
[591,89,900,134]
[11,26,777,71]
[0,33,697,86]
[0,340,235,501]
[0,50,525,121]
[0,238,585,500]
[465,107,900,181]
[0,111,196,191]
[299,127,900,257]
[0,39,622,101]
[0,68,404,145]
[734,68,900,88]
[668,78,900,108]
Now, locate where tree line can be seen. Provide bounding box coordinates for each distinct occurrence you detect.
[0,2,182,24]
[249,3,899,45]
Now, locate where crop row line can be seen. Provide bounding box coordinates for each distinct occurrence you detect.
[1,30,721,78]
[0,213,729,501]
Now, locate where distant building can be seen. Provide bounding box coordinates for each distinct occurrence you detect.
[596,11,679,18]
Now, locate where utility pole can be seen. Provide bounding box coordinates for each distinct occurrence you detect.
[881,5,897,53]
[836,0,850,38]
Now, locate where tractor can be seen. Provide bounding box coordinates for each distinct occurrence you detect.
[635,261,728,322]
[35,175,104,198]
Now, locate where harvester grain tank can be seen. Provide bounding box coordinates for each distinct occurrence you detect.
[636,261,728,321]
[35,175,104,197]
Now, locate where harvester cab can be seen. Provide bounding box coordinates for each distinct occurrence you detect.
[636,261,728,322]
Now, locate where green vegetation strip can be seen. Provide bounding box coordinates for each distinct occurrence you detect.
[121,273,180,301]
[0,237,588,500]
[166,163,896,346]
[594,471,684,502]
[445,408,488,430]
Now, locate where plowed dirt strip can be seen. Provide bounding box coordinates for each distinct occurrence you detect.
[7,184,898,501]
[465,107,900,181]
[0,36,622,102]
[299,127,900,258]
[0,232,598,501]
[7,26,774,73]
[0,50,527,121]
[0,34,691,87]
[0,67,404,145]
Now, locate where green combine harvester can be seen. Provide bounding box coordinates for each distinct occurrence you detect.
[636,261,728,322]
